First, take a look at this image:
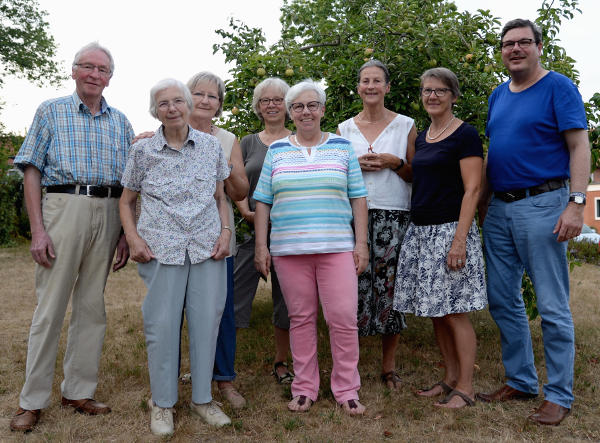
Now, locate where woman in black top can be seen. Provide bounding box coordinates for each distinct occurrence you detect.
[393,68,487,408]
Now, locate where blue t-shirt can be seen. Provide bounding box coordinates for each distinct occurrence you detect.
[411,122,483,226]
[485,71,587,192]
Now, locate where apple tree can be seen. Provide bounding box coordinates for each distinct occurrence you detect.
[214,0,599,320]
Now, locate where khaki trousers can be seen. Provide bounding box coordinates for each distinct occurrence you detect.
[19,192,121,410]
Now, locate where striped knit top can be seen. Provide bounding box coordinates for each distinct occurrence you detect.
[253,133,367,256]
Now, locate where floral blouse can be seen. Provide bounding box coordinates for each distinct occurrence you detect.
[121,125,229,265]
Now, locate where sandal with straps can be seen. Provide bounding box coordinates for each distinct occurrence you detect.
[380,371,402,390]
[435,389,476,408]
[416,380,453,397]
[272,361,294,384]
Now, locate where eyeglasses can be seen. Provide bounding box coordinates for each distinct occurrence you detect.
[157,98,188,110]
[259,98,284,106]
[501,38,536,51]
[193,92,220,102]
[420,88,452,97]
[290,101,322,113]
[75,63,111,76]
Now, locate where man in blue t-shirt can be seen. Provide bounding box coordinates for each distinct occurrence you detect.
[476,19,590,426]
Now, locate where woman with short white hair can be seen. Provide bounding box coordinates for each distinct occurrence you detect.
[253,80,369,415]
[120,78,232,435]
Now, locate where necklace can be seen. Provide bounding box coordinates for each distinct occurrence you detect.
[427,116,455,140]
[358,110,388,124]
[210,124,214,135]
[295,132,324,148]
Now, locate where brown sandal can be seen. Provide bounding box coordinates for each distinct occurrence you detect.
[436,389,476,407]
[380,371,402,390]
[416,380,453,397]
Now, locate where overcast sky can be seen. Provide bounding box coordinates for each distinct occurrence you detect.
[1,0,598,135]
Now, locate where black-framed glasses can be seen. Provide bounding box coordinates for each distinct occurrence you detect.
[420,88,452,97]
[501,38,536,51]
[193,92,220,102]
[259,97,284,106]
[74,63,110,76]
[290,101,322,113]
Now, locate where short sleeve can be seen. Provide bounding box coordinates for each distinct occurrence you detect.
[554,79,587,132]
[13,104,52,172]
[252,148,274,205]
[121,143,145,191]
[346,142,368,198]
[459,125,484,159]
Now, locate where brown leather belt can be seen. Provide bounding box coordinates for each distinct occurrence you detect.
[493,180,565,203]
[46,185,123,198]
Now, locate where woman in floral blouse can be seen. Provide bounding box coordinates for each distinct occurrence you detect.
[119,78,232,435]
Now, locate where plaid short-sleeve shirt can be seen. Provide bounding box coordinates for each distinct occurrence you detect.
[14,92,134,186]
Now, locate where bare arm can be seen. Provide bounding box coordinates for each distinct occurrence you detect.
[476,153,493,227]
[448,156,483,271]
[350,197,369,275]
[553,128,591,242]
[234,197,255,224]
[119,188,155,263]
[211,180,232,260]
[224,138,249,201]
[254,201,272,277]
[23,165,54,268]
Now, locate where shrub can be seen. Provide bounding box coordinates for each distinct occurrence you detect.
[569,238,600,265]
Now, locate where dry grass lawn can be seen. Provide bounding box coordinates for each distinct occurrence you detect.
[1,243,599,442]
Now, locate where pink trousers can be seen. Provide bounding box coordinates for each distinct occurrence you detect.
[272,252,361,404]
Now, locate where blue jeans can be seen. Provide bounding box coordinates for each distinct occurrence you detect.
[482,187,574,409]
[213,257,237,381]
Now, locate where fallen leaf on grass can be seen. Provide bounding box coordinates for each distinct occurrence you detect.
[374,415,382,420]
[589,358,597,364]
[384,430,393,437]
[244,431,252,436]
[474,364,480,371]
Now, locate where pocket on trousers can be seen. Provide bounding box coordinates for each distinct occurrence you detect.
[530,192,562,208]
[43,193,69,210]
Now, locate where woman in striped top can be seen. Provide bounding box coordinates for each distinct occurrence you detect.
[253,80,369,415]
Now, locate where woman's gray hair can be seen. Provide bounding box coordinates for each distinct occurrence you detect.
[148,78,193,119]
[72,42,115,77]
[285,80,326,110]
[420,67,461,98]
[357,59,390,85]
[186,71,225,118]
[252,77,291,122]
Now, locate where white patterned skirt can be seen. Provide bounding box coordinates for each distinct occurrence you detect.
[393,220,487,317]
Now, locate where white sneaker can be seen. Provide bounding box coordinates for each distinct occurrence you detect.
[190,400,231,427]
[148,398,174,436]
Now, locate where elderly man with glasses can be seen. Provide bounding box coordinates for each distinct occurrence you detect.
[476,19,590,426]
[10,42,134,433]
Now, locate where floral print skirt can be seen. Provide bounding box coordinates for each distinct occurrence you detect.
[393,220,487,317]
[357,209,410,337]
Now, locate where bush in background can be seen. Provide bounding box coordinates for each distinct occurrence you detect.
[0,132,28,247]
[569,238,600,265]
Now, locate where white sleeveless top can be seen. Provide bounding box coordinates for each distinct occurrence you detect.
[215,128,236,257]
[339,114,413,211]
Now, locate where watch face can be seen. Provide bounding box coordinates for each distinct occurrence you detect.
[570,195,585,204]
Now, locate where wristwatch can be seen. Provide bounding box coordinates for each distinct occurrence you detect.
[393,158,405,172]
[568,192,586,205]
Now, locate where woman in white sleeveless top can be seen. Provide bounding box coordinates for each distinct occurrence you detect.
[337,60,416,391]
